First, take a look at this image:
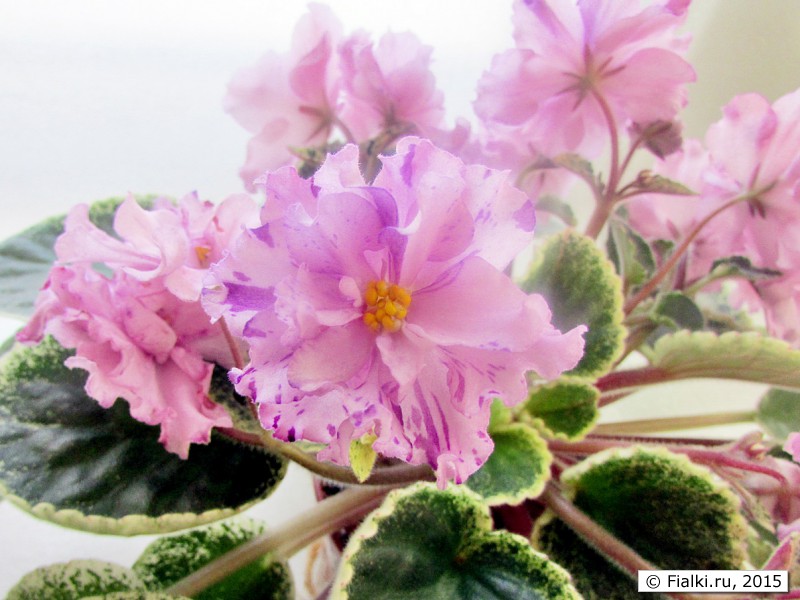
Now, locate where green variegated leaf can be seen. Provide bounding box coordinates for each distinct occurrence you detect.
[758,388,800,443]
[7,560,144,600]
[628,172,694,196]
[524,230,626,378]
[523,379,599,441]
[466,424,551,506]
[0,197,153,320]
[0,338,287,535]
[552,153,595,183]
[83,594,190,600]
[646,331,800,390]
[133,518,293,600]
[333,483,581,600]
[606,220,656,288]
[710,256,782,282]
[534,447,747,599]
[651,292,704,331]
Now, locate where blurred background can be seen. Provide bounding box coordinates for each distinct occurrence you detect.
[1,0,799,596]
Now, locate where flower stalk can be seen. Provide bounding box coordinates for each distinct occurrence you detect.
[165,486,388,597]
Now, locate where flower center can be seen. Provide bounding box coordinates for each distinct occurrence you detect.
[362,280,412,333]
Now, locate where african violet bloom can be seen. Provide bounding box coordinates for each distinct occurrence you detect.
[475,0,694,158]
[18,194,259,458]
[225,4,343,190]
[204,138,586,487]
[628,90,800,346]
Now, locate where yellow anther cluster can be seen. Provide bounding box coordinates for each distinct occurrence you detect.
[362,280,412,333]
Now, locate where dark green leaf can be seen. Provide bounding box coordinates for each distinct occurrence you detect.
[651,291,704,331]
[7,560,144,600]
[0,196,153,320]
[523,230,626,378]
[710,256,782,282]
[552,153,595,183]
[466,424,551,506]
[334,483,580,600]
[534,447,747,599]
[0,338,287,535]
[523,379,599,441]
[757,388,800,443]
[134,517,293,600]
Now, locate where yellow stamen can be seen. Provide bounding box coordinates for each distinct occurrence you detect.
[195,245,212,266]
[363,279,412,333]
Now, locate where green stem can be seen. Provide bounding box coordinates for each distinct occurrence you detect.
[593,411,756,436]
[165,486,388,598]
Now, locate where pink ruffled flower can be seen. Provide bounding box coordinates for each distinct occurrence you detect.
[338,30,445,141]
[475,0,695,158]
[225,4,343,190]
[18,194,259,458]
[204,138,586,487]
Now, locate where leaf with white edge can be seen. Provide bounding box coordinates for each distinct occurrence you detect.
[647,331,800,390]
[466,423,551,506]
[133,517,293,600]
[0,196,153,320]
[0,337,287,535]
[523,379,599,441]
[523,230,626,378]
[533,447,747,599]
[758,388,800,443]
[6,560,145,600]
[83,594,190,600]
[333,483,581,600]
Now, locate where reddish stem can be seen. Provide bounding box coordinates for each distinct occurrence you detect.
[623,195,747,314]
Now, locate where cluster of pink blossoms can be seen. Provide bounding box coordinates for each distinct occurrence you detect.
[203,139,585,486]
[474,0,694,180]
[226,3,464,191]
[627,89,800,347]
[626,89,800,464]
[19,194,259,458]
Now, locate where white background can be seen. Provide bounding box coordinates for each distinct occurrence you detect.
[1,1,799,597]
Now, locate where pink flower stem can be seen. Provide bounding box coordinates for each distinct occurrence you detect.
[584,89,621,240]
[218,316,245,370]
[165,485,388,597]
[623,194,750,314]
[549,437,788,483]
[538,483,700,599]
